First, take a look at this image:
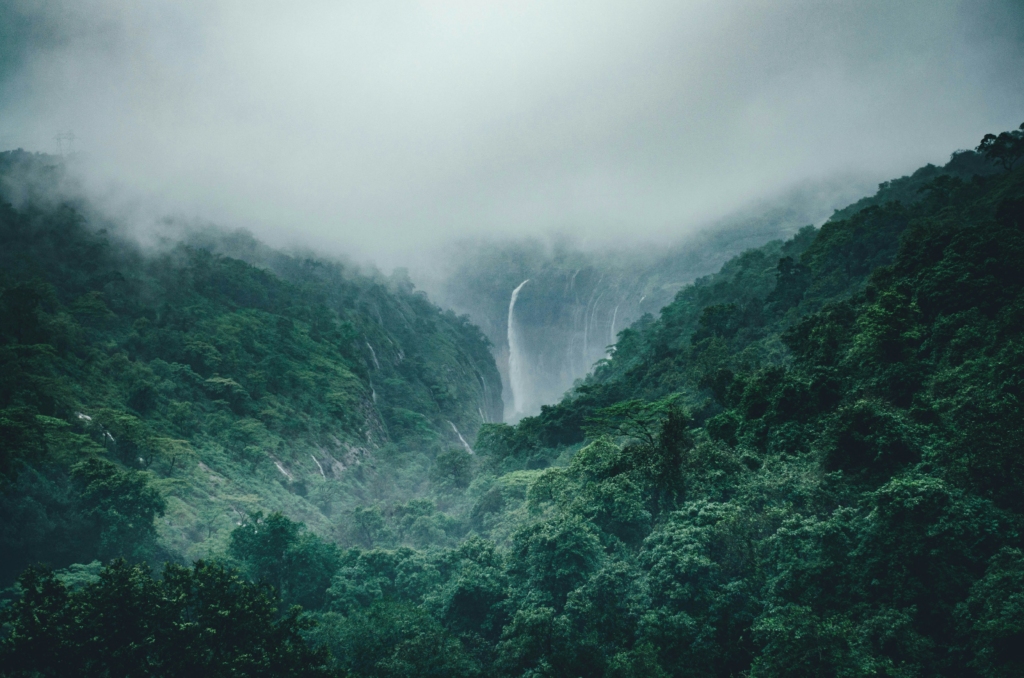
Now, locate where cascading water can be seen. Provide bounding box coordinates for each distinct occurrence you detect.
[507,279,530,417]
[607,303,620,357]
[448,421,474,454]
[477,372,492,422]
[582,291,593,359]
[589,289,607,354]
[366,342,380,370]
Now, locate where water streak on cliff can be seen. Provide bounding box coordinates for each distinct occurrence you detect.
[507,279,530,416]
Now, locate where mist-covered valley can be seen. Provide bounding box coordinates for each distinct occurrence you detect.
[422,176,879,420]
[423,149,1001,423]
[2,2,1024,677]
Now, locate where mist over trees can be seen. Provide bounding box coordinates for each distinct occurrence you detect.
[2,122,1023,676]
[427,179,880,421]
[0,150,502,583]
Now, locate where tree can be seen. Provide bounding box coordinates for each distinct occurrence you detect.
[70,457,166,561]
[584,398,682,448]
[229,511,340,610]
[0,560,331,677]
[311,603,479,678]
[976,123,1024,171]
[430,448,472,490]
[509,515,603,610]
[766,256,811,313]
[350,506,388,549]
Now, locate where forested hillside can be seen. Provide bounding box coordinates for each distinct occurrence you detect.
[429,185,869,419]
[3,123,1024,677]
[429,154,993,421]
[0,150,502,584]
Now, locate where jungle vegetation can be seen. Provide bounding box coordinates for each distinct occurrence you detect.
[2,123,1024,676]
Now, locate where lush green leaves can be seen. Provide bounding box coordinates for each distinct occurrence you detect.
[0,560,331,677]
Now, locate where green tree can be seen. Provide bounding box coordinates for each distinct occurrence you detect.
[976,123,1024,171]
[0,560,331,677]
[229,511,341,610]
[430,448,473,491]
[70,457,166,561]
[311,603,479,678]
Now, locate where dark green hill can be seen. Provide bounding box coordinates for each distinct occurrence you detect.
[459,128,1024,676]
[430,155,993,421]
[0,151,502,582]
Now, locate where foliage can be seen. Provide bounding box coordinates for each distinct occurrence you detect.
[977,123,1024,171]
[4,124,1024,676]
[0,150,502,576]
[0,559,330,677]
[229,511,342,610]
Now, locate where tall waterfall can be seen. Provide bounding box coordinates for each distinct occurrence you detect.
[507,279,530,416]
[608,303,620,356]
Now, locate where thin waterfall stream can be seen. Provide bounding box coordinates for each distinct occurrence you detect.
[507,279,530,417]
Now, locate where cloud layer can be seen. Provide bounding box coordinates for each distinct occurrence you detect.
[2,1,1022,263]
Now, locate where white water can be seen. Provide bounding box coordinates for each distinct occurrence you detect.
[477,373,491,422]
[588,289,607,358]
[366,342,380,370]
[507,279,530,417]
[608,303,620,356]
[274,461,293,480]
[582,289,595,359]
[311,455,326,478]
[448,421,474,454]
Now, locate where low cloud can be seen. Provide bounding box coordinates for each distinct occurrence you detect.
[1,1,1022,267]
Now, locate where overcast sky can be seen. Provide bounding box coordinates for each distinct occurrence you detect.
[1,1,1022,266]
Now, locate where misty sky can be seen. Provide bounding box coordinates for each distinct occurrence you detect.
[1,1,1022,265]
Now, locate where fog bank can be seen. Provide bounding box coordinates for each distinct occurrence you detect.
[1,1,1022,267]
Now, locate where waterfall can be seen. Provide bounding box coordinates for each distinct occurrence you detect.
[582,290,595,360]
[274,461,293,480]
[449,421,474,454]
[507,279,530,416]
[589,290,607,347]
[607,303,620,356]
[311,455,326,478]
[366,342,380,370]
[583,288,606,366]
[477,372,491,422]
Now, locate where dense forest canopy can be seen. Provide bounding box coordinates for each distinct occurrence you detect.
[3,124,1024,677]
[0,152,502,583]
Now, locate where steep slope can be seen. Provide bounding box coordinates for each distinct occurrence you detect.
[497,148,1009,449]
[456,134,1024,675]
[430,157,992,421]
[0,151,503,582]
